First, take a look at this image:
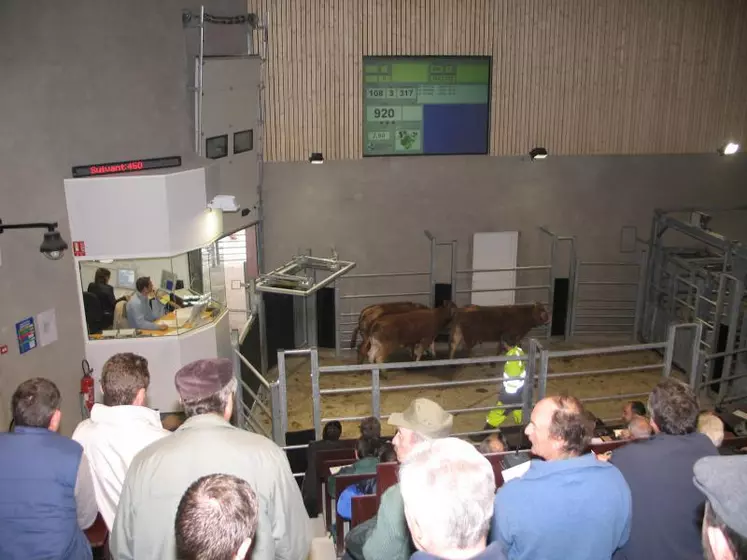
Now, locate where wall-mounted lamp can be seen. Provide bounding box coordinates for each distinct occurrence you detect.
[718,142,740,156]
[0,220,69,260]
[309,152,324,164]
[529,147,548,161]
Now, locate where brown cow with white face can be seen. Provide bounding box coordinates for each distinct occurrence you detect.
[449,302,551,358]
[367,302,456,364]
[350,302,429,363]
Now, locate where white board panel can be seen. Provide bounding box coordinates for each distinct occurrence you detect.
[471,232,519,306]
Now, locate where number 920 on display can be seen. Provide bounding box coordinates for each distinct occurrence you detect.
[366,106,402,122]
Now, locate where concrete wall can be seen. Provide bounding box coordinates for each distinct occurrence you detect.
[261,153,747,303]
[0,0,246,433]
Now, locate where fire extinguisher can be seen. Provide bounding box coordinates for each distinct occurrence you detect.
[80,360,95,417]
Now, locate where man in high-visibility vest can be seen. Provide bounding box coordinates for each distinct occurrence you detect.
[485,345,526,430]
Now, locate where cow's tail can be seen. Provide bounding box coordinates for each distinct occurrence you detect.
[349,325,360,349]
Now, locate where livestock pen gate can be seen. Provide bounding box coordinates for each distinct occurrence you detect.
[335,227,571,353]
[640,208,747,406]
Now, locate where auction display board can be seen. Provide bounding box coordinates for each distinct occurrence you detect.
[363,56,491,156]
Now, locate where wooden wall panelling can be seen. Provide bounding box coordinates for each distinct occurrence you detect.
[248,0,747,161]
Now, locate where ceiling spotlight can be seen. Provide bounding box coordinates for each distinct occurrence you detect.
[0,219,69,260]
[529,147,548,161]
[718,142,739,156]
[309,152,324,164]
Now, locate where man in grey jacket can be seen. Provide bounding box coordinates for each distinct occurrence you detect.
[110,358,310,560]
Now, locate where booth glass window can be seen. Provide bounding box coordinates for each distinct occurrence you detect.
[79,249,226,340]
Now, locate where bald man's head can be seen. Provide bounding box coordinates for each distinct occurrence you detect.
[628,415,653,440]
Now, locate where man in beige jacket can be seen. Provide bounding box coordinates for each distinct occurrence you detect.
[110,358,310,560]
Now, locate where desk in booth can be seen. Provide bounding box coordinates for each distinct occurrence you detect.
[83,307,232,414]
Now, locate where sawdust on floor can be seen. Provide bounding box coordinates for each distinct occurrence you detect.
[257,339,683,438]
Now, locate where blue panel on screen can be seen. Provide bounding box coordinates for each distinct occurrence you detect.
[423,104,490,155]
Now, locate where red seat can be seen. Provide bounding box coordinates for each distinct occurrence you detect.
[482,452,506,488]
[351,494,378,528]
[375,461,398,499]
[314,446,356,523]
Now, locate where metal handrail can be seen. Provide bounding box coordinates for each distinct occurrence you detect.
[547,341,665,359]
[340,291,431,299]
[234,349,271,389]
[320,353,527,373]
[456,265,551,274]
[239,378,272,417]
[342,271,430,279]
[545,363,663,379]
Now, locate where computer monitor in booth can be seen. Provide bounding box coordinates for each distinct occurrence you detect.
[117,268,137,290]
[160,269,178,292]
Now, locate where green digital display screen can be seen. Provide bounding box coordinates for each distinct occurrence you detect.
[363,56,491,157]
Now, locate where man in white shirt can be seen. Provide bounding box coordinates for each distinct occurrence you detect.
[73,352,169,529]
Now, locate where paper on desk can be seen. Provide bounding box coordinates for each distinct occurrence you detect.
[36,308,58,347]
[329,464,353,475]
[501,460,531,483]
[733,410,747,421]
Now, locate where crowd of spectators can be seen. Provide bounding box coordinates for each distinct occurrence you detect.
[1,352,746,560]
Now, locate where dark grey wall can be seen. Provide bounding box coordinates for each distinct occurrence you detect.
[261,154,747,300]
[0,0,246,432]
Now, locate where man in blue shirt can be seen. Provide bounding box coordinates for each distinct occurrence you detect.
[126,276,168,331]
[492,395,631,560]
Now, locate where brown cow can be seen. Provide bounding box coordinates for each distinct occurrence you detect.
[449,302,551,358]
[350,302,429,363]
[367,302,456,364]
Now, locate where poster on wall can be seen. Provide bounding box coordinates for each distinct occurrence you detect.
[36,308,58,347]
[15,317,38,354]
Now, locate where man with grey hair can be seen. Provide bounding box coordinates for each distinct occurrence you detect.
[611,379,717,559]
[111,358,310,560]
[344,397,454,560]
[400,437,506,560]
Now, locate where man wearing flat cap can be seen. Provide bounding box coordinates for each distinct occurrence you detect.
[344,397,453,560]
[110,358,310,560]
[694,455,747,560]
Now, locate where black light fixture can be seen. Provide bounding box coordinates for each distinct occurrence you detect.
[309,152,324,164]
[717,142,740,156]
[529,147,548,161]
[0,220,69,260]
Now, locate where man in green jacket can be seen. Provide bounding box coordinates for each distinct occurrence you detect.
[344,398,454,560]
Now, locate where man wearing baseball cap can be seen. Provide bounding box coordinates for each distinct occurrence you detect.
[693,455,747,560]
[344,397,453,560]
[110,358,310,560]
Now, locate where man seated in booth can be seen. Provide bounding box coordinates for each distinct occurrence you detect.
[126,276,169,331]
